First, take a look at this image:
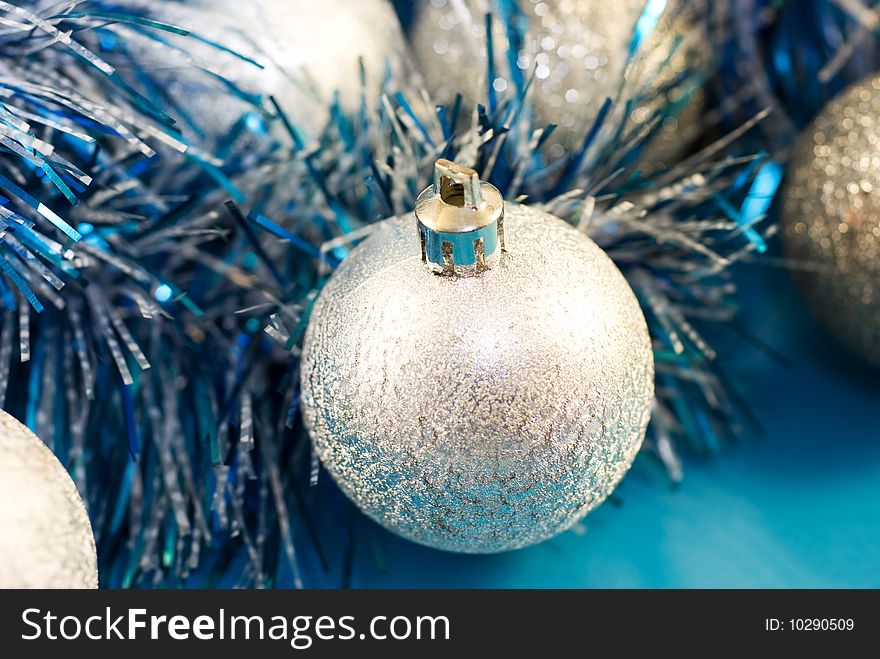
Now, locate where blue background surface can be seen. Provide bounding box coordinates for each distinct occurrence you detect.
[337,264,880,588]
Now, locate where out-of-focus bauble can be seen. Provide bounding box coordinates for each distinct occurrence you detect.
[781,75,880,367]
[0,410,97,588]
[127,0,410,141]
[409,0,701,165]
[410,1,641,149]
[629,7,708,171]
[301,159,653,553]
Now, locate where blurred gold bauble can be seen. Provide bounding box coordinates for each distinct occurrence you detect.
[781,74,880,367]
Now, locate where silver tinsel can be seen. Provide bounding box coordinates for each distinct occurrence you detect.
[301,203,653,553]
[781,74,880,367]
[0,410,97,588]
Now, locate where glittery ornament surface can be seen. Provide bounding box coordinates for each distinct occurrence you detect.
[127,0,409,141]
[781,75,880,367]
[630,8,708,170]
[410,0,701,161]
[520,0,644,151]
[301,206,653,553]
[411,0,640,121]
[0,411,97,588]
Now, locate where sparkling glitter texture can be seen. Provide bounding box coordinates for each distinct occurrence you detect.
[411,0,643,152]
[0,410,97,588]
[631,8,708,170]
[781,74,880,367]
[127,0,409,141]
[301,204,654,553]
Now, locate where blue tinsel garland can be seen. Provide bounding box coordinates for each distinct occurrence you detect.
[716,0,880,152]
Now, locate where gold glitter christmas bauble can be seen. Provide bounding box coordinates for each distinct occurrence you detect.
[301,160,653,553]
[781,74,880,367]
[127,0,410,141]
[0,410,97,588]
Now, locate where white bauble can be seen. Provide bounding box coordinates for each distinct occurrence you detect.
[126,0,410,142]
[0,410,97,588]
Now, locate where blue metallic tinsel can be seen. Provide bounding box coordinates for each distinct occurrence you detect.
[0,0,783,587]
[715,0,880,152]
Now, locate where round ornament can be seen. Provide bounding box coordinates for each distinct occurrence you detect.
[781,74,880,367]
[409,0,701,164]
[0,410,98,588]
[301,159,654,553]
[127,0,410,142]
[629,8,708,171]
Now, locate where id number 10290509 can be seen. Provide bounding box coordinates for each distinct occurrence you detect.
[765,619,855,631]
[791,619,854,631]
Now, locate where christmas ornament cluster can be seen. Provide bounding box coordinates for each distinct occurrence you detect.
[0,0,797,587]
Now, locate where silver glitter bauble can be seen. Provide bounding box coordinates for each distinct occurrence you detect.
[410,0,701,164]
[781,75,880,367]
[0,410,97,588]
[302,160,653,553]
[128,0,409,141]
